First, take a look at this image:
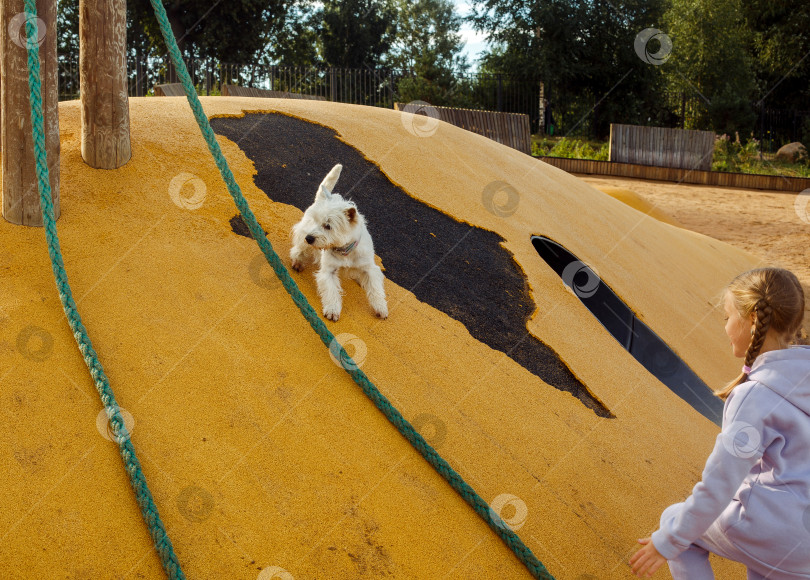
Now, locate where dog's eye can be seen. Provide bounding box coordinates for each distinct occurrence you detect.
[323,223,331,230]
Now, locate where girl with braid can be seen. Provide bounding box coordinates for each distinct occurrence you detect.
[631,267,810,579]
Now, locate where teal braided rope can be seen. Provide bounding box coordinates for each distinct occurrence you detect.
[22,6,185,579]
[147,3,554,579]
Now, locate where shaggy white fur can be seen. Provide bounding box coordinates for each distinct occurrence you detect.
[290,164,388,322]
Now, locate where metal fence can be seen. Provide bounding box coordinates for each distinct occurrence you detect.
[757,107,810,154]
[550,89,808,152]
[57,56,542,121]
[161,61,408,108]
[56,56,807,150]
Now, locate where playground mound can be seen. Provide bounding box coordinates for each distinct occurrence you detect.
[583,175,810,329]
[0,97,756,578]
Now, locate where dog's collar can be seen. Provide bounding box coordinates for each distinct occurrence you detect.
[332,238,359,256]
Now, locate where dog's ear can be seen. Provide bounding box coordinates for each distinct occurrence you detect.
[345,207,357,223]
[318,164,343,200]
[316,184,331,201]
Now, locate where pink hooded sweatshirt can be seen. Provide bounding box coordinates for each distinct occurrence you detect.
[652,344,810,575]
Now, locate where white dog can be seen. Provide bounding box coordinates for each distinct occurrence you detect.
[290,164,388,322]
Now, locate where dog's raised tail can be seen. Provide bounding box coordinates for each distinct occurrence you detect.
[318,164,343,198]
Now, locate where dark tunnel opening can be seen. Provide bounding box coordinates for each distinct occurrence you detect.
[531,236,724,425]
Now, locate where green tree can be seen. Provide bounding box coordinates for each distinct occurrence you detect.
[745,0,810,108]
[124,0,286,62]
[744,0,810,145]
[470,0,670,138]
[57,0,80,57]
[57,0,81,97]
[318,0,396,68]
[388,0,469,105]
[120,0,290,88]
[265,0,320,66]
[126,0,163,94]
[387,0,466,71]
[663,0,756,134]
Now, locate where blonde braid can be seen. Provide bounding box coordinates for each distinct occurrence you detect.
[744,299,773,371]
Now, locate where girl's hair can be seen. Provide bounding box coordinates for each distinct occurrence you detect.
[715,267,806,400]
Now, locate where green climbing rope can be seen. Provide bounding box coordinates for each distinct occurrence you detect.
[22,5,185,579]
[146,1,555,578]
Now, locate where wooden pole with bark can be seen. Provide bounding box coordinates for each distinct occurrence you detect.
[1,0,60,226]
[80,0,131,169]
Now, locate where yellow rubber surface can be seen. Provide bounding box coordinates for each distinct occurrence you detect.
[0,97,755,578]
[592,186,684,228]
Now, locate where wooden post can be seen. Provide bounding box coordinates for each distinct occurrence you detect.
[1,0,60,226]
[79,0,131,169]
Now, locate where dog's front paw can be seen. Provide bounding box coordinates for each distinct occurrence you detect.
[323,306,341,322]
[370,299,388,320]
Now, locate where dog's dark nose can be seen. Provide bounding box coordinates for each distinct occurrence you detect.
[305,235,315,245]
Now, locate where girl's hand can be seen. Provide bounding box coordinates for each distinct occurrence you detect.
[629,537,667,577]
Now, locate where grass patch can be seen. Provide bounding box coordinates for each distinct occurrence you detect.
[532,133,810,177]
[532,136,608,161]
[713,134,810,177]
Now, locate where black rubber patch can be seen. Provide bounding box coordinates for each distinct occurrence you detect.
[532,236,723,425]
[229,214,265,239]
[210,112,612,418]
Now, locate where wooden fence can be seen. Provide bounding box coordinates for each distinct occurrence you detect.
[221,84,326,100]
[153,83,186,96]
[538,156,810,193]
[609,124,715,171]
[395,102,531,155]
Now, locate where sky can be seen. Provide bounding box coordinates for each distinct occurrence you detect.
[454,0,489,70]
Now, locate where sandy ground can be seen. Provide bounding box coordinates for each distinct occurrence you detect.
[582,176,810,332]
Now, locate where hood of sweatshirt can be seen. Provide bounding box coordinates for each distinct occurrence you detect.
[748,344,810,416]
